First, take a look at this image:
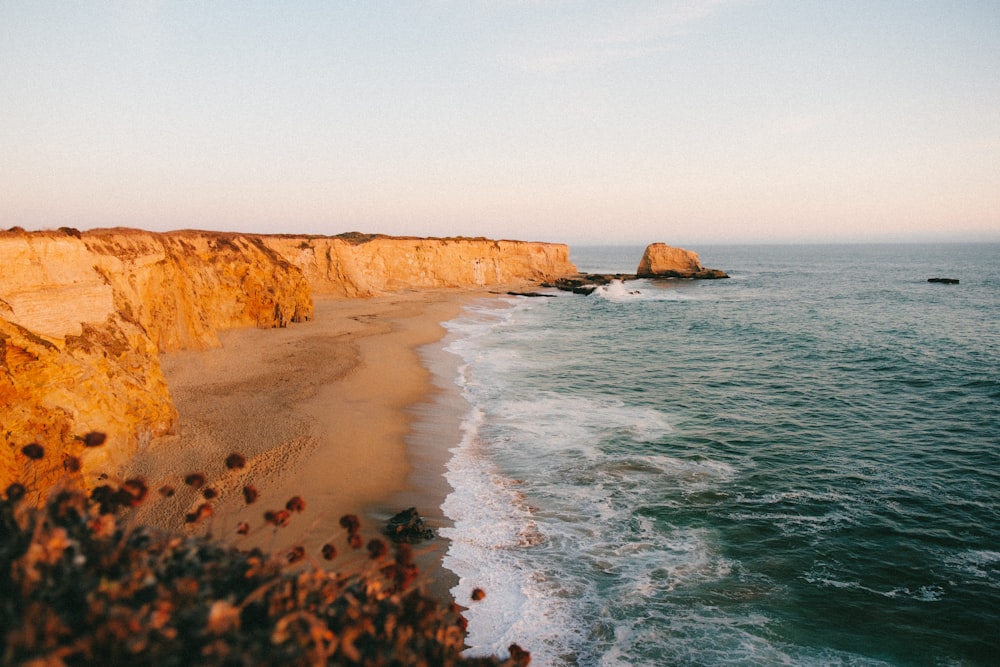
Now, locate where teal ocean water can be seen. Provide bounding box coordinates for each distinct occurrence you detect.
[438,244,999,666]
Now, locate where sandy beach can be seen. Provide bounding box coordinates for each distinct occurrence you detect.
[121,288,481,594]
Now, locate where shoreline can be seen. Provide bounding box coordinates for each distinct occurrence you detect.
[120,288,486,598]
[384,318,475,597]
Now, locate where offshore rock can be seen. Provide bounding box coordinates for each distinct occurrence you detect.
[636,243,728,279]
[507,291,558,298]
[547,274,622,295]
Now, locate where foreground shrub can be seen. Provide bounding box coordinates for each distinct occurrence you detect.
[0,467,528,665]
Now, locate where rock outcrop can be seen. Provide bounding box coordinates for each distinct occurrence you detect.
[1,228,575,496]
[383,507,436,543]
[636,243,728,279]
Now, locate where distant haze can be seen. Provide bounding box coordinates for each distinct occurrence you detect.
[2,1,998,245]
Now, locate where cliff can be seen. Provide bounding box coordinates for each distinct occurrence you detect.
[1,228,574,495]
[636,243,728,279]
[1,229,314,495]
[262,234,576,297]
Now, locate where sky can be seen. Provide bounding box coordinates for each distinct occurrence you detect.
[2,1,998,246]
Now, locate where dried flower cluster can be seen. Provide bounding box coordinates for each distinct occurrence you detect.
[1,438,529,666]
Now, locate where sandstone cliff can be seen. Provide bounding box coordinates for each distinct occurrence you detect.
[262,234,576,297]
[636,243,728,279]
[1,228,574,496]
[1,229,314,496]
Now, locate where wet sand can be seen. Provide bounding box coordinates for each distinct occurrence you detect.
[122,289,481,595]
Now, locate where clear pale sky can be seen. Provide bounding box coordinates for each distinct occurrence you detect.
[2,1,998,245]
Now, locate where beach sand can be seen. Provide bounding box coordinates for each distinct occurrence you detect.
[121,288,481,596]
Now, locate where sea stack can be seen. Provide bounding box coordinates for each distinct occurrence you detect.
[636,243,728,279]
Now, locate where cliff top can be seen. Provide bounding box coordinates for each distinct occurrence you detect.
[1,226,559,247]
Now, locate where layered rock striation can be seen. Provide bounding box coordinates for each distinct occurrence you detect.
[1,228,574,495]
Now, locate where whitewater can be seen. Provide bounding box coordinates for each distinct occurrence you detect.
[436,244,998,666]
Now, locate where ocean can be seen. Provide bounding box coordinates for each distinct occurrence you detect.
[434,243,999,666]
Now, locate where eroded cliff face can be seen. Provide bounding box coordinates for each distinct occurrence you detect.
[2,229,313,351]
[263,235,576,296]
[1,229,575,496]
[2,229,312,496]
[0,314,177,494]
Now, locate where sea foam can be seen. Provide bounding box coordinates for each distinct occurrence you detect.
[435,244,1000,665]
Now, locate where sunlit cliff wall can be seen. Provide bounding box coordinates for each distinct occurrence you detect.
[1,228,575,495]
[1,229,314,495]
[262,234,576,297]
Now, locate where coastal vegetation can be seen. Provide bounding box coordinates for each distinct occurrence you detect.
[1,437,530,666]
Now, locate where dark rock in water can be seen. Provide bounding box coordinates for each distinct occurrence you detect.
[507,291,557,298]
[383,507,435,543]
[645,268,730,280]
[928,277,959,284]
[546,274,633,295]
[546,245,728,298]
